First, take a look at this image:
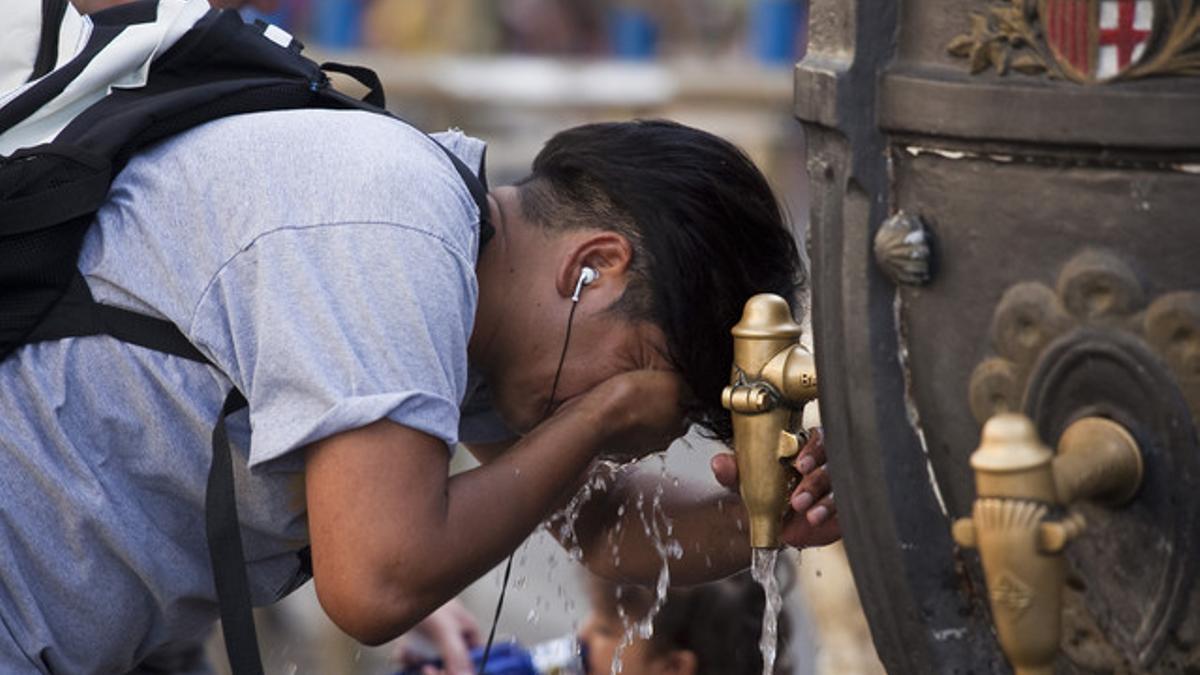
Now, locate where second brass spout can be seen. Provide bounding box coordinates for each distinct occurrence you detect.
[722,294,819,549]
[952,414,1143,675]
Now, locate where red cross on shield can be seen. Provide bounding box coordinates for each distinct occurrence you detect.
[1039,0,1154,80]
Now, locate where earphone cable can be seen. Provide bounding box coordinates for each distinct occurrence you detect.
[477,297,581,674]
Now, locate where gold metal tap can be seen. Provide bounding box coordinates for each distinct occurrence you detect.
[951,413,1143,675]
[721,294,819,549]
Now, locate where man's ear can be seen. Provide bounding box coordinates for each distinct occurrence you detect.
[554,231,634,301]
[653,649,698,675]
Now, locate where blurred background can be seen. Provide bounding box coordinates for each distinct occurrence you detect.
[206,1,886,673]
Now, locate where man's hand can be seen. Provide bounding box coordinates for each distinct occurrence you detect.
[710,427,841,548]
[563,369,690,461]
[391,599,481,675]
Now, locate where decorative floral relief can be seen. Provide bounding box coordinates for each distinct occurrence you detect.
[947,0,1200,83]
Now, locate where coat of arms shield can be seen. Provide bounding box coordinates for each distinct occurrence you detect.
[1039,0,1154,80]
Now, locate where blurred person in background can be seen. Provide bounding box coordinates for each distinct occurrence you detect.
[363,0,606,56]
[581,571,794,675]
[397,570,794,675]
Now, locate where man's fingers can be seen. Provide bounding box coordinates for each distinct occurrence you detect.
[710,452,738,489]
[791,465,831,510]
[793,427,826,474]
[780,496,841,548]
[792,458,830,502]
[807,492,837,526]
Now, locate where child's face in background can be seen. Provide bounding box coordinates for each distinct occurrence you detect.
[577,606,657,675]
[578,580,696,675]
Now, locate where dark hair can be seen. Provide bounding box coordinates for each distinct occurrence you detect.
[519,120,804,442]
[593,571,794,675]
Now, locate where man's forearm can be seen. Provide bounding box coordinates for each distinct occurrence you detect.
[431,414,605,594]
[306,403,614,643]
[563,464,753,586]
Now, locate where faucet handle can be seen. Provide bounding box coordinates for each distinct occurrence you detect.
[1037,510,1087,554]
[951,517,978,549]
[950,504,1085,553]
[777,430,801,462]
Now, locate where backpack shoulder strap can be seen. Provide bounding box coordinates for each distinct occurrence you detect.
[206,388,261,675]
[27,272,209,363]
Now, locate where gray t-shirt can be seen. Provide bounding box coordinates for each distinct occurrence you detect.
[0,109,508,673]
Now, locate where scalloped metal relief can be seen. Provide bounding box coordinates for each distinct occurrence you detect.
[967,249,1200,666]
[946,0,1200,83]
[968,248,1200,423]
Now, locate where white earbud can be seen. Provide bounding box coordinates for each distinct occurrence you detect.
[572,266,599,302]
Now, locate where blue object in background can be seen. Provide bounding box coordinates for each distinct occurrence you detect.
[749,0,808,66]
[397,643,538,675]
[608,6,659,60]
[240,0,305,35]
[312,0,364,48]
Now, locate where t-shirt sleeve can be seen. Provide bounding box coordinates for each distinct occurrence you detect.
[188,221,477,468]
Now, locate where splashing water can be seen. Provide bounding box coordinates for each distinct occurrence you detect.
[610,458,683,673]
[543,455,685,674]
[751,548,782,675]
[547,460,625,562]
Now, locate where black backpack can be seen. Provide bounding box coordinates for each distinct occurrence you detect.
[0,3,491,673]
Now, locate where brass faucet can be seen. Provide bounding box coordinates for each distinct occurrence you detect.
[952,413,1144,675]
[721,294,819,549]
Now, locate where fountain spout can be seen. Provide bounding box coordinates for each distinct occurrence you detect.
[951,414,1143,674]
[721,294,819,549]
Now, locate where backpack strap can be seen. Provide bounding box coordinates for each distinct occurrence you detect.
[27,273,264,675]
[320,61,385,108]
[207,388,261,675]
[26,272,208,363]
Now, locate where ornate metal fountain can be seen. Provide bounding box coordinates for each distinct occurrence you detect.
[795,0,1200,671]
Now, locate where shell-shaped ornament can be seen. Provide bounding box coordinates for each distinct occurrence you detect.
[874,211,933,287]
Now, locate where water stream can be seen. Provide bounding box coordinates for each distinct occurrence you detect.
[609,457,682,673]
[544,452,689,674]
[751,548,782,675]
